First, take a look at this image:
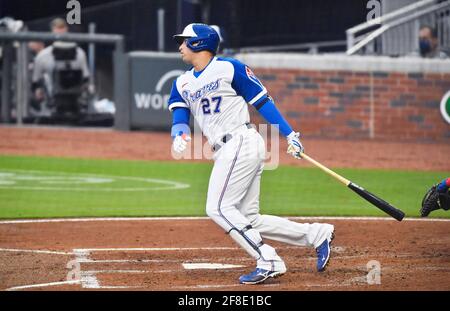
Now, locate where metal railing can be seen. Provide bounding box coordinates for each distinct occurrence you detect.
[0,31,127,128]
[239,40,347,54]
[346,0,450,56]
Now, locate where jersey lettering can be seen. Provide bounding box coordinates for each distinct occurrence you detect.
[168,57,266,144]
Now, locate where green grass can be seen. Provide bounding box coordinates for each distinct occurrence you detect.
[0,155,448,219]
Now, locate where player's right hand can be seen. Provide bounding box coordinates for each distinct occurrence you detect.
[287,131,304,159]
[172,132,191,154]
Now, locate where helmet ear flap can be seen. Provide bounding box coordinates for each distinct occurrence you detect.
[187,37,213,53]
[185,38,198,52]
[188,37,201,47]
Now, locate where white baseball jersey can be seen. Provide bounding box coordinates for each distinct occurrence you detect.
[168,57,267,145]
[168,55,334,273]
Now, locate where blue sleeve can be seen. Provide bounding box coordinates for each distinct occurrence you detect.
[171,107,190,137]
[168,79,189,111]
[255,96,293,137]
[227,58,267,105]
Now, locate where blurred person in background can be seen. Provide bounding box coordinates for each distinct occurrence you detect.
[31,18,90,118]
[410,25,448,59]
[28,41,46,115]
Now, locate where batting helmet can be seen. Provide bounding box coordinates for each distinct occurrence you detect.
[173,23,220,55]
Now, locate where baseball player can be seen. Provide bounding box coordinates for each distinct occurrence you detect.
[421,177,450,217]
[168,23,335,285]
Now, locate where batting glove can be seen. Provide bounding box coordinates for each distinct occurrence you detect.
[287,132,304,159]
[172,132,191,154]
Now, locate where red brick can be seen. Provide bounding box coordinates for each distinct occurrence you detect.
[249,67,450,141]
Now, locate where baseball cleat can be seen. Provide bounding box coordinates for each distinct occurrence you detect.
[239,267,286,285]
[316,230,335,272]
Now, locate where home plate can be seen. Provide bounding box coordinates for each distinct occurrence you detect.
[182,263,244,270]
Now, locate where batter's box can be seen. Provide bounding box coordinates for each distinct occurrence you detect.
[72,247,253,289]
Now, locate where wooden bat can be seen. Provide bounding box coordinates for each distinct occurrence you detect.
[299,152,405,221]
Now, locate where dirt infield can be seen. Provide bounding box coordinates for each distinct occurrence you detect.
[0,218,449,291]
[0,125,449,291]
[0,125,449,171]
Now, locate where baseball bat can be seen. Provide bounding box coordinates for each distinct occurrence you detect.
[299,152,405,221]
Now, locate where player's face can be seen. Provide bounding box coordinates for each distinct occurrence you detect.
[178,39,196,64]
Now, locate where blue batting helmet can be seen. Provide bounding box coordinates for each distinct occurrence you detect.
[173,23,220,55]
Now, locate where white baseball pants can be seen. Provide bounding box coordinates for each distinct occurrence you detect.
[205,125,333,270]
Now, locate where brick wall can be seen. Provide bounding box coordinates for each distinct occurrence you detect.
[250,68,450,142]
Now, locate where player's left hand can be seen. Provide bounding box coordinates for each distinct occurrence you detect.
[287,132,304,159]
[172,132,191,154]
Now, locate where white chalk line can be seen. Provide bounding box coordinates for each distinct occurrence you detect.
[5,280,81,291]
[74,250,100,289]
[71,246,251,290]
[0,169,190,192]
[4,280,139,291]
[83,269,235,274]
[3,248,447,291]
[79,273,99,289]
[77,257,249,263]
[1,216,449,224]
[11,264,441,291]
[0,246,437,260]
[2,224,448,291]
[78,259,170,263]
[73,247,239,252]
[1,246,445,262]
[0,217,206,224]
[0,248,73,255]
[82,253,447,267]
[11,263,446,291]
[73,248,450,288]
